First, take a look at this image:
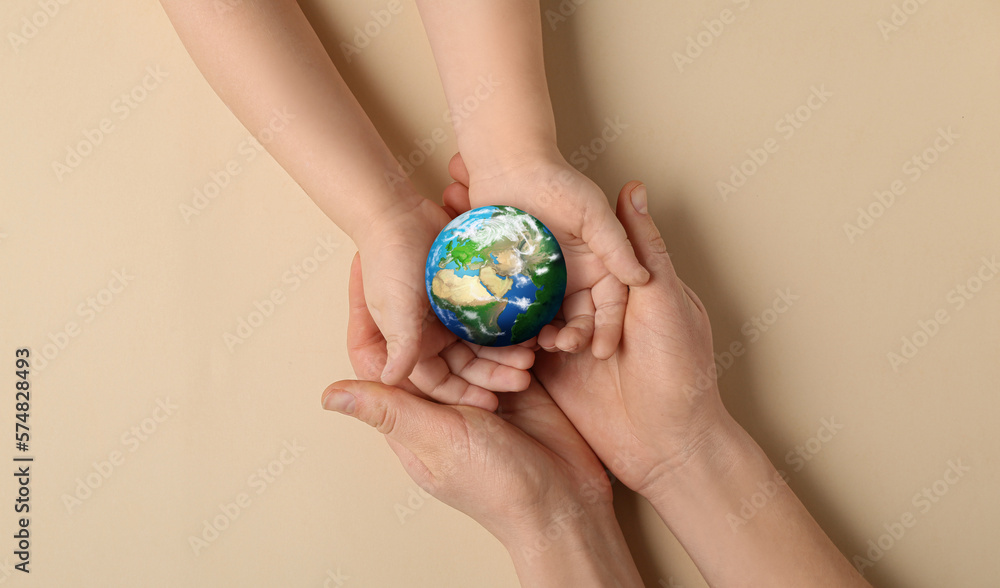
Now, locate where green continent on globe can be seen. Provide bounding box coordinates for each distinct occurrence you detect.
[510,250,567,343]
[428,206,566,346]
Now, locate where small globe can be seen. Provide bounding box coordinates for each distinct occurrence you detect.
[425,206,567,346]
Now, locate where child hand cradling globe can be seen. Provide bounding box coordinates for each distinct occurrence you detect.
[445,153,650,358]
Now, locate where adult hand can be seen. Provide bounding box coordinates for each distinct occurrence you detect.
[325,257,644,586]
[443,179,869,587]
[514,179,729,495]
[535,183,870,586]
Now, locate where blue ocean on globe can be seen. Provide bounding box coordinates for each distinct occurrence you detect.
[425,205,567,346]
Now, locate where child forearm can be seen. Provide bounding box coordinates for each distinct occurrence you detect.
[414,0,561,178]
[158,0,421,242]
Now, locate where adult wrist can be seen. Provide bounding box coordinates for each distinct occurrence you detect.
[641,413,759,516]
[501,498,642,588]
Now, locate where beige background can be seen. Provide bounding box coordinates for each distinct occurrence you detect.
[2,0,998,586]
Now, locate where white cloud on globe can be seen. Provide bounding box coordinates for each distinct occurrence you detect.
[510,297,532,311]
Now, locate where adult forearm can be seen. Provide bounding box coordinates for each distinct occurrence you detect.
[503,502,644,588]
[159,0,420,241]
[415,0,561,177]
[645,415,870,587]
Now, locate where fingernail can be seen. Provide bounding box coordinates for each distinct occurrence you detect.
[380,361,395,383]
[322,389,356,414]
[630,184,648,215]
[382,342,400,382]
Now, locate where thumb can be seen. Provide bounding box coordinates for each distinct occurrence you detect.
[583,199,651,287]
[371,296,424,386]
[614,182,678,281]
[322,379,449,458]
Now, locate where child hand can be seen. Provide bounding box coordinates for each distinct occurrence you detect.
[351,200,535,408]
[446,153,649,359]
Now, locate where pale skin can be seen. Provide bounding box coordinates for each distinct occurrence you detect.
[159,0,648,394]
[334,251,644,587]
[162,2,867,583]
[325,174,872,587]
[415,0,650,358]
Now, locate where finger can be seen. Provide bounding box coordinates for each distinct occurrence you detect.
[440,341,531,392]
[537,324,559,351]
[553,289,596,352]
[370,284,425,386]
[581,199,650,287]
[417,309,472,360]
[347,254,390,380]
[443,181,472,215]
[407,356,499,411]
[537,315,567,351]
[614,181,680,282]
[681,279,707,314]
[448,152,470,185]
[322,379,459,457]
[465,342,535,370]
[590,273,628,360]
[348,254,381,349]
[345,257,438,403]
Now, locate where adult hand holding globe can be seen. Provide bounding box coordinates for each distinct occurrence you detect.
[426,206,567,346]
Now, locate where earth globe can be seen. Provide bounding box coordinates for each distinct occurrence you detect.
[425,205,567,346]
